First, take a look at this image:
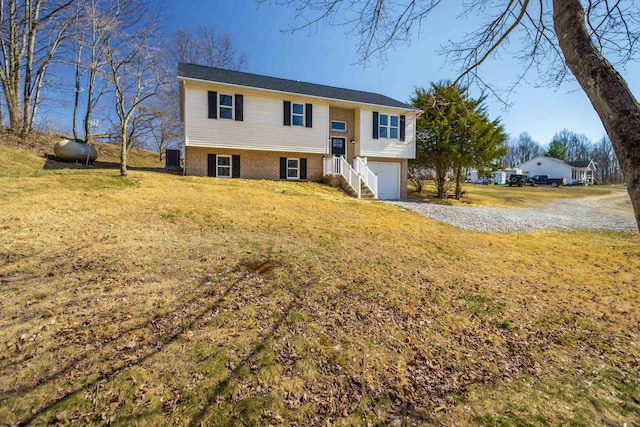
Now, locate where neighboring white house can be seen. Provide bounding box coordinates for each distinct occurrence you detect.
[178,63,421,199]
[518,156,597,185]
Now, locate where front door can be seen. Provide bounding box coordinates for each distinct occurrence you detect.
[331,137,346,158]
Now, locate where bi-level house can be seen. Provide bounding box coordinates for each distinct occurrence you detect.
[178,63,421,199]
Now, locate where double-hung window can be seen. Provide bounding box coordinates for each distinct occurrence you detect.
[389,115,399,139]
[379,114,399,139]
[292,103,304,126]
[217,155,231,177]
[219,94,233,119]
[287,158,299,179]
[284,101,312,127]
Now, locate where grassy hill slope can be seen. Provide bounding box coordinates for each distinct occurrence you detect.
[1,141,639,426]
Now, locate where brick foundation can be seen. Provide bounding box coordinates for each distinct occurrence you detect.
[185,146,325,181]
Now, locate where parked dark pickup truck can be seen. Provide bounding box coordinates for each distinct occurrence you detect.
[508,174,535,187]
[530,175,566,187]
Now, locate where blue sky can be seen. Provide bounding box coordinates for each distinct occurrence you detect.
[160,1,640,148]
[38,1,636,147]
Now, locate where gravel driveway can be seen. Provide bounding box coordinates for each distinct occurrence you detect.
[387,191,637,233]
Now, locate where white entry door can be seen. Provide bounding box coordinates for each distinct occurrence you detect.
[367,162,401,199]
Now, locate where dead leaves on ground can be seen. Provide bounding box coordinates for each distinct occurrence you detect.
[1,253,639,425]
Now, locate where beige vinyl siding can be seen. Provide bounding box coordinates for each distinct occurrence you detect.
[358,109,416,159]
[353,107,362,157]
[184,81,329,154]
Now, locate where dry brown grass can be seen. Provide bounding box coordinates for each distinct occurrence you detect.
[1,141,639,426]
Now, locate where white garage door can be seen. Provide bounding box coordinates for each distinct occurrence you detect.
[367,162,401,200]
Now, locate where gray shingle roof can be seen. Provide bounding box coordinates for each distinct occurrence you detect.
[178,63,414,110]
[567,160,592,168]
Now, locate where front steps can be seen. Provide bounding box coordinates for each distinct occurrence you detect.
[322,174,376,199]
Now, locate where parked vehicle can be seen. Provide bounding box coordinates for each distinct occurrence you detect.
[507,174,535,187]
[529,174,566,187]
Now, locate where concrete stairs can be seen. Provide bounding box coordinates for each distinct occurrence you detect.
[339,175,376,199]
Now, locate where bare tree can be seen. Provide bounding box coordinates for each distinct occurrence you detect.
[591,135,623,184]
[98,0,165,177]
[64,0,125,144]
[262,0,640,230]
[146,101,182,160]
[551,129,591,161]
[0,0,78,137]
[164,24,247,162]
[71,37,83,139]
[407,163,433,194]
[503,132,544,167]
[170,25,249,70]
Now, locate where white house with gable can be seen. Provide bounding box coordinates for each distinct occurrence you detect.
[178,63,421,199]
[518,156,597,185]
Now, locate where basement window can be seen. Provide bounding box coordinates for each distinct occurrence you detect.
[287,158,299,179]
[217,155,231,177]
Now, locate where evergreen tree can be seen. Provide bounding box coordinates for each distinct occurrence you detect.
[545,140,568,160]
[412,83,506,199]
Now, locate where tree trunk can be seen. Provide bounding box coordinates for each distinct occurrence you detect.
[84,67,96,142]
[21,0,39,138]
[1,0,23,134]
[435,167,447,199]
[120,125,128,177]
[553,0,640,231]
[84,41,100,143]
[73,44,82,139]
[4,84,21,132]
[454,165,463,200]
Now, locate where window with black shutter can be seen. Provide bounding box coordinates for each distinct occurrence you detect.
[300,158,307,180]
[207,154,217,176]
[375,112,401,139]
[305,104,312,128]
[218,94,233,119]
[232,155,241,178]
[235,95,243,122]
[216,155,232,177]
[279,157,287,179]
[283,101,291,126]
[208,91,217,119]
[372,112,379,139]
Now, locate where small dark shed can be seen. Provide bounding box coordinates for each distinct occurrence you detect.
[166,149,181,169]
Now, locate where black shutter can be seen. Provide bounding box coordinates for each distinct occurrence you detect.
[232,155,240,178]
[305,103,312,128]
[235,94,243,121]
[283,101,291,126]
[207,154,216,177]
[372,111,379,139]
[280,157,287,179]
[208,91,217,119]
[300,158,307,180]
[400,115,406,141]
